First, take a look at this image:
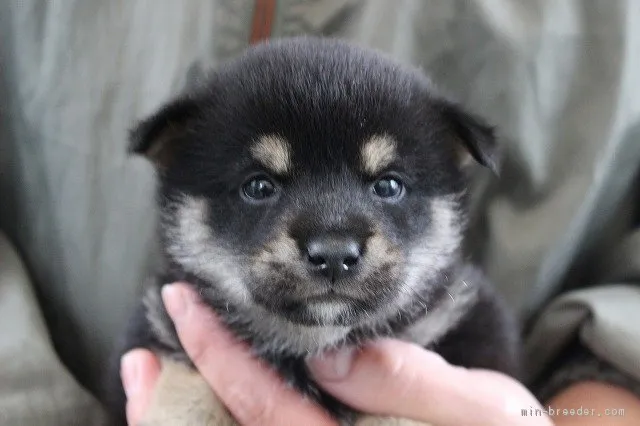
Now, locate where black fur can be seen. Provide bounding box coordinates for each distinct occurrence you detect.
[106,37,520,425]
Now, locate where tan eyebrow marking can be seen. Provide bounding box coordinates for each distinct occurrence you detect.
[250,135,292,174]
[360,135,397,175]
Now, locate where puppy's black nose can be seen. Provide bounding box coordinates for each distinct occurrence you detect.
[305,235,361,282]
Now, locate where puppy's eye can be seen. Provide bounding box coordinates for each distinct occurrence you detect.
[242,176,276,200]
[373,177,403,199]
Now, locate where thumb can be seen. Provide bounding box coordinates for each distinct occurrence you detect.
[307,339,551,426]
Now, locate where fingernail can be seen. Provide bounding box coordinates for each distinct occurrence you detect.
[307,347,355,381]
[120,352,141,398]
[162,284,187,319]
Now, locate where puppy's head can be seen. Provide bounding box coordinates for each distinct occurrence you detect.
[130,38,498,338]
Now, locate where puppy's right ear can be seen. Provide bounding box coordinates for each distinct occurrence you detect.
[433,98,501,176]
[128,97,200,170]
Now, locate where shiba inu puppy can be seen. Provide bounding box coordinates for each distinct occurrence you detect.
[107,36,520,426]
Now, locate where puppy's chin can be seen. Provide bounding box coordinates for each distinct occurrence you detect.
[255,295,377,327]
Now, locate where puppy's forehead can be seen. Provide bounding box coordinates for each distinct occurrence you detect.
[248,133,400,176]
[212,43,430,172]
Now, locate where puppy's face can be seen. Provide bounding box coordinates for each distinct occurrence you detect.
[131,38,498,331]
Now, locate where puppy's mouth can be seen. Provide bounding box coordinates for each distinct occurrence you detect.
[303,290,358,304]
[249,262,403,326]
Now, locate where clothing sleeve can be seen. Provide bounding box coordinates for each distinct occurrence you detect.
[534,338,640,404]
[0,231,110,426]
[525,282,640,403]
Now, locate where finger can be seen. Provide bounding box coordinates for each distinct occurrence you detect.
[162,283,337,426]
[121,349,162,425]
[308,339,553,426]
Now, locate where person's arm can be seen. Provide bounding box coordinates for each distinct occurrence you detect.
[0,231,110,426]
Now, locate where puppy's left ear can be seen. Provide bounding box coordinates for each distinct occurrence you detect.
[438,100,501,176]
[129,96,201,170]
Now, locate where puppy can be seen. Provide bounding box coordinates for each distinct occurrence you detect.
[107,37,520,426]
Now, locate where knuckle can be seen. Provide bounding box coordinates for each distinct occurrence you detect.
[367,343,420,398]
[184,334,210,367]
[370,345,407,380]
[226,385,275,426]
[176,321,217,369]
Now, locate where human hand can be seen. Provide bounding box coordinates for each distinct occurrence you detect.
[121,283,336,426]
[121,283,552,426]
[307,340,552,426]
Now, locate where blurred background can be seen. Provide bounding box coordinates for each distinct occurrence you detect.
[1,1,639,424]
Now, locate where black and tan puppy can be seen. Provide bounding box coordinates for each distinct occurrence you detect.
[107,37,520,425]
